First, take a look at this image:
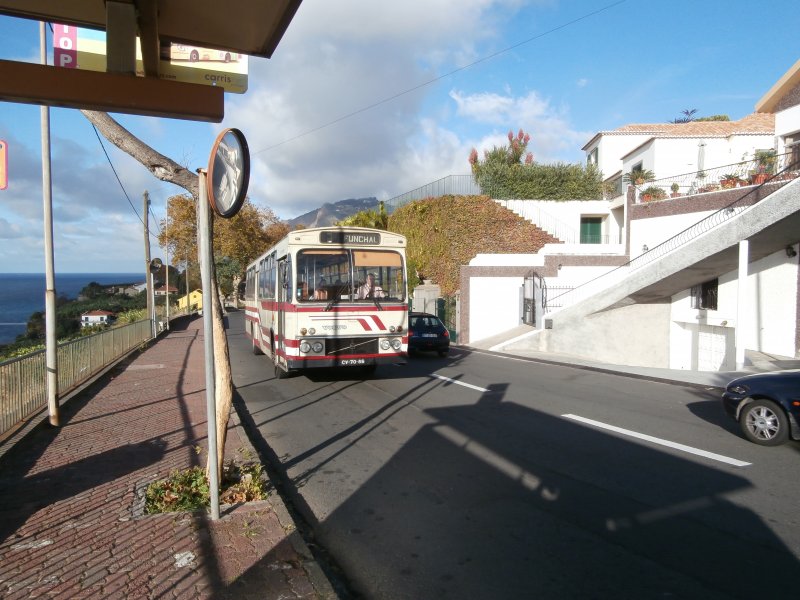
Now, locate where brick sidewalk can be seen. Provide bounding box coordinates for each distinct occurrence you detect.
[0,317,336,599]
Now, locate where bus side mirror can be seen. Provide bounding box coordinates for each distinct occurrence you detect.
[237,281,246,295]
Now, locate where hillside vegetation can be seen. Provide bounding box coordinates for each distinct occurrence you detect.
[389,195,559,296]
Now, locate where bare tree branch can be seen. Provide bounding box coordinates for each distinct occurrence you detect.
[81,110,199,197]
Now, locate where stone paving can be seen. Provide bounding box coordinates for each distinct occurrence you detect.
[0,317,336,599]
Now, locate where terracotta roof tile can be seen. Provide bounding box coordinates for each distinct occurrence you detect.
[613,113,774,137]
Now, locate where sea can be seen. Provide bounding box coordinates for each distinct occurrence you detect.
[0,273,143,345]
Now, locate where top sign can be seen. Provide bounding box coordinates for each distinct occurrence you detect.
[320,231,382,245]
[52,24,249,93]
[207,129,250,218]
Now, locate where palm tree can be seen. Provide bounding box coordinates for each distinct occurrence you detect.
[623,167,656,187]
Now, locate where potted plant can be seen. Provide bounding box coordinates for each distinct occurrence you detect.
[670,182,681,197]
[623,167,656,187]
[719,174,742,189]
[750,149,777,184]
[640,186,666,202]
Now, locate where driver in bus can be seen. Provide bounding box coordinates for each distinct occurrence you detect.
[357,273,385,299]
[312,277,328,300]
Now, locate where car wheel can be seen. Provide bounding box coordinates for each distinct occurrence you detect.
[740,399,789,446]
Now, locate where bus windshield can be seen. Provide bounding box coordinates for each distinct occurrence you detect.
[296,249,405,303]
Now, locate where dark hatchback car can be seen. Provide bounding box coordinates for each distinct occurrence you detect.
[722,370,800,446]
[408,312,450,357]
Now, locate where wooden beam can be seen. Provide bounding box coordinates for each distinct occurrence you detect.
[137,0,161,78]
[0,59,224,122]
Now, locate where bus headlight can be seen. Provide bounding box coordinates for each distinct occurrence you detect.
[389,325,396,333]
[300,341,311,353]
[380,339,391,351]
[300,328,308,336]
[311,341,323,353]
[391,338,402,351]
[309,327,316,335]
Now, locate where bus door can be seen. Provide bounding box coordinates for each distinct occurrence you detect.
[275,257,289,366]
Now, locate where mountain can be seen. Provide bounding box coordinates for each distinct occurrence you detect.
[287,197,379,229]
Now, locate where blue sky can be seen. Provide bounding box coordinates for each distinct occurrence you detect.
[0,0,798,273]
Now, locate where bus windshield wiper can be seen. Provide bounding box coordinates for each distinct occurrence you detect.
[324,296,341,311]
[371,296,383,311]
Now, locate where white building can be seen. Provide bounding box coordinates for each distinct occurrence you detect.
[460,60,800,369]
[81,310,115,328]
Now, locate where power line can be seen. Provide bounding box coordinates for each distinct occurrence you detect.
[253,0,626,155]
[90,124,162,240]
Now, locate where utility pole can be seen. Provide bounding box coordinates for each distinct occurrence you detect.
[143,191,154,338]
[41,21,59,427]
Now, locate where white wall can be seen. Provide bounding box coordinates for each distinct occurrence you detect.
[670,246,799,368]
[590,133,654,181]
[629,211,716,259]
[776,104,800,141]
[469,276,523,342]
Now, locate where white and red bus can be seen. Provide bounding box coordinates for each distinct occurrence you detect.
[243,227,408,377]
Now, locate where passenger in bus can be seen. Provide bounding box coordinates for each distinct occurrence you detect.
[312,277,328,300]
[357,273,385,299]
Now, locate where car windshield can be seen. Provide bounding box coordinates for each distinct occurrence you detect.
[411,316,441,329]
[296,249,405,303]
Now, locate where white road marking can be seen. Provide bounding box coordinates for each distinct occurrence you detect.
[562,414,751,467]
[431,373,489,393]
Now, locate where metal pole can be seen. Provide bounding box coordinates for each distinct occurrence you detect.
[40,21,59,427]
[143,192,154,338]
[198,170,220,520]
[165,220,170,329]
[735,240,749,369]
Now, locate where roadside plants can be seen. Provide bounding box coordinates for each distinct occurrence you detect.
[144,447,268,513]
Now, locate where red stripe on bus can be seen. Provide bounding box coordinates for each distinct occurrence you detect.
[369,315,386,329]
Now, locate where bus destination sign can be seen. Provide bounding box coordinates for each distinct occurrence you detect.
[320,231,381,245]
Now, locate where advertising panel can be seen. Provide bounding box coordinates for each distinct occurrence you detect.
[52,24,248,94]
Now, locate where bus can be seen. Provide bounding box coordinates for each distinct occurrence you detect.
[243,227,408,378]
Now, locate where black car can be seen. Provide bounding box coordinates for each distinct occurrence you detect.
[722,370,800,446]
[408,312,450,357]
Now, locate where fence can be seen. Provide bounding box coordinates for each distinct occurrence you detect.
[632,152,796,203]
[385,175,480,213]
[0,319,153,439]
[436,296,459,343]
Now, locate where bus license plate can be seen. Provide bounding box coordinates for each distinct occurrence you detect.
[341,359,366,365]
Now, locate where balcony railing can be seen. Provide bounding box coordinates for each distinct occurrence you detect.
[631,152,798,203]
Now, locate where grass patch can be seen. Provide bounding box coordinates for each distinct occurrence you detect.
[144,459,269,514]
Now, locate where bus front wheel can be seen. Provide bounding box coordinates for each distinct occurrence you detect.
[274,360,289,380]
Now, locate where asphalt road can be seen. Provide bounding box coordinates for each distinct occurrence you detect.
[225,310,800,600]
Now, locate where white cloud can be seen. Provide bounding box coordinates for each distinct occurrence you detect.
[450,89,588,162]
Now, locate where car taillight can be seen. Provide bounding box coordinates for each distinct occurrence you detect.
[443,329,449,338]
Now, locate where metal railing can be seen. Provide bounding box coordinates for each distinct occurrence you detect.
[0,319,153,438]
[632,152,797,202]
[385,175,480,213]
[547,160,799,313]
